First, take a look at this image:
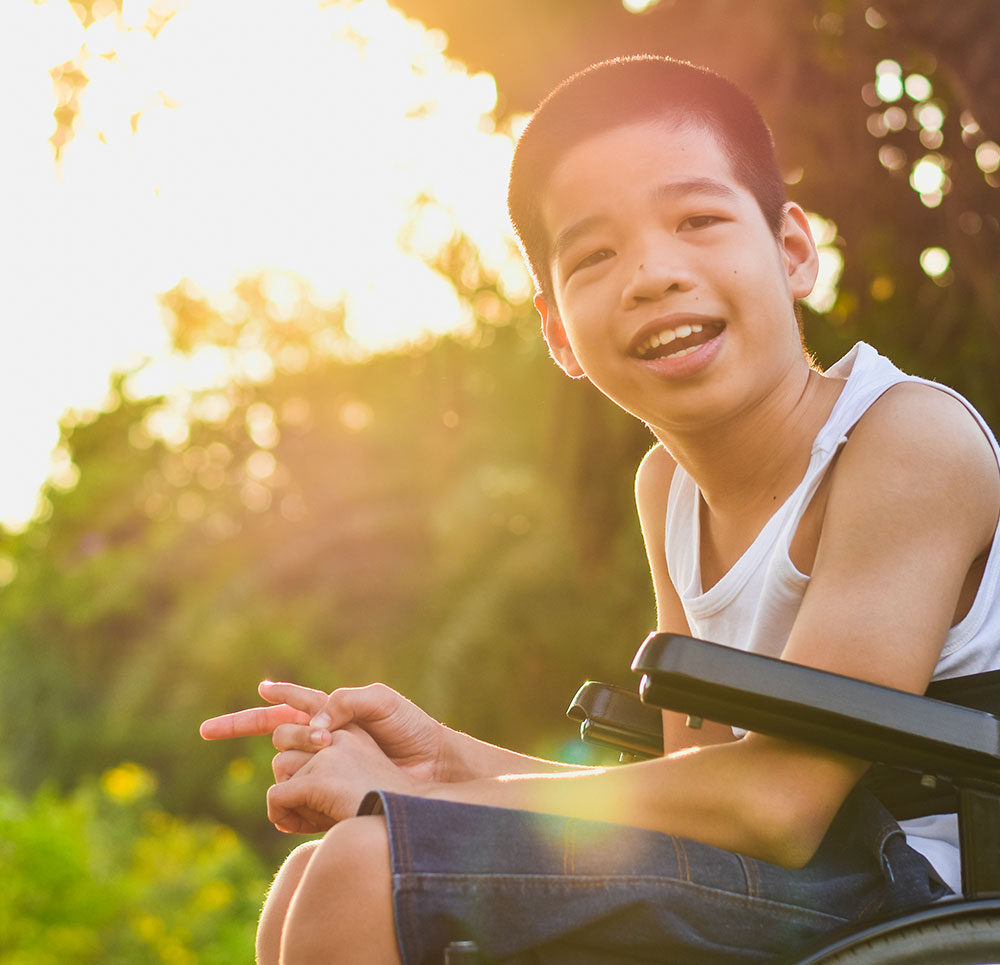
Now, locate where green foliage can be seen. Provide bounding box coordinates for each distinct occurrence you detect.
[0,766,266,964]
[12,7,1000,948]
[0,278,653,854]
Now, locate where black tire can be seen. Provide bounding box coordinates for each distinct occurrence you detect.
[811,911,1000,964]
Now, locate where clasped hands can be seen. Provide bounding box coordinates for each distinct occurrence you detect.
[200,681,447,834]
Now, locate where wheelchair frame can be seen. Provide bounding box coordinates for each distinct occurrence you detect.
[565,633,1000,963]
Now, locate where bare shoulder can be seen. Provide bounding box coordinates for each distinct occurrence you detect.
[635,443,678,510]
[785,381,1000,690]
[826,379,1000,571]
[847,382,999,501]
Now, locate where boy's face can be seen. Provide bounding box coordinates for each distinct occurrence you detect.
[535,119,818,434]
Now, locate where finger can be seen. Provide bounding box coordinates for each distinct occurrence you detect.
[267,782,333,834]
[199,704,309,740]
[309,682,400,731]
[272,722,332,752]
[257,681,330,717]
[272,749,316,783]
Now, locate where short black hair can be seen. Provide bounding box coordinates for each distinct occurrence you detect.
[508,56,786,301]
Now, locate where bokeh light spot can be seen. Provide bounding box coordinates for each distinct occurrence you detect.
[241,481,272,514]
[864,7,887,28]
[883,106,907,132]
[904,74,933,102]
[339,400,374,432]
[919,129,943,150]
[867,112,888,138]
[975,141,1000,174]
[910,156,947,196]
[803,213,842,314]
[246,403,279,449]
[919,247,950,278]
[878,145,907,172]
[915,102,944,132]
[246,450,277,481]
[870,275,895,301]
[875,61,903,102]
[961,111,981,135]
[0,555,18,588]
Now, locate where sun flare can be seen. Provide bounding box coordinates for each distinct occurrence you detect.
[0,0,528,529]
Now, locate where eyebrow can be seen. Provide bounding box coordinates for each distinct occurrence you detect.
[549,177,741,264]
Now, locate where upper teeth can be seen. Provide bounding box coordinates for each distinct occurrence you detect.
[636,322,703,358]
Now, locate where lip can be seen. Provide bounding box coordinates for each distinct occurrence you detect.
[627,314,726,379]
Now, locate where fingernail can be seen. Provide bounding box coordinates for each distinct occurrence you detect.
[310,712,331,729]
[311,729,330,745]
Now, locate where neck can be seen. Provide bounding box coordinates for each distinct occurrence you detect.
[651,364,843,519]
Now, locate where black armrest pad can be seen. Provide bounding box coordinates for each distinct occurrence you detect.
[567,682,664,758]
[632,634,1000,788]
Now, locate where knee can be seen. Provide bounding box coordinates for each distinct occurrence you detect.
[280,840,322,878]
[257,841,322,965]
[282,817,398,963]
[312,815,391,883]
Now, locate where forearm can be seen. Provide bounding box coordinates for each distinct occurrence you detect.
[428,734,865,867]
[442,726,591,781]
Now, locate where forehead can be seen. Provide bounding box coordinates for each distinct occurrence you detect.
[540,119,746,248]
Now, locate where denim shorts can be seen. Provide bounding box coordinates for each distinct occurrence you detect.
[358,785,949,964]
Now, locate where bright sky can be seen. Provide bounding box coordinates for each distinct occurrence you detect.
[0,0,529,529]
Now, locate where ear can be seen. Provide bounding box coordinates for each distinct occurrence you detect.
[534,293,586,379]
[780,203,820,300]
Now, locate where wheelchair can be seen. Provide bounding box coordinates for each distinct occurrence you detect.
[561,633,1000,964]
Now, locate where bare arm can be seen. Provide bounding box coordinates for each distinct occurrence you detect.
[635,444,738,752]
[201,680,585,782]
[391,388,999,865]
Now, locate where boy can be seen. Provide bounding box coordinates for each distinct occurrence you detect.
[201,56,1000,963]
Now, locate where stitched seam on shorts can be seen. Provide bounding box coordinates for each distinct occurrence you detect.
[562,819,578,874]
[393,799,419,963]
[739,854,759,899]
[852,821,905,920]
[670,835,689,881]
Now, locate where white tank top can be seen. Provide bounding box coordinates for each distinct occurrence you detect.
[664,342,1000,894]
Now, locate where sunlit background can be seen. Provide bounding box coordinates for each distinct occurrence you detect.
[2,0,531,529]
[3,0,990,531]
[3,2,1000,958]
[1,0,953,532]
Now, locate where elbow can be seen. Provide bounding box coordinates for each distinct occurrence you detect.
[759,824,824,870]
[741,785,842,870]
[736,739,865,868]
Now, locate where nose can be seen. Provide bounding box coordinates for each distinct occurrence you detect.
[621,246,695,309]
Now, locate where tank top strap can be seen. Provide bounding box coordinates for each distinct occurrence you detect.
[664,342,917,603]
[664,459,701,597]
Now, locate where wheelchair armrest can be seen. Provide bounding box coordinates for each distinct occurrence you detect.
[566,681,664,759]
[631,633,1000,787]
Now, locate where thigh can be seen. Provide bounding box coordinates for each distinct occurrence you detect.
[361,787,948,965]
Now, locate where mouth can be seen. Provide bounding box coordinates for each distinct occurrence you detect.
[630,318,725,361]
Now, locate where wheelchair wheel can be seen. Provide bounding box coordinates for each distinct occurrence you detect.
[809,910,1000,964]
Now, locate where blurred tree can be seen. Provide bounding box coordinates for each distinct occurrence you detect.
[874,0,1000,141]
[0,256,649,854]
[12,0,998,864]
[390,0,1000,423]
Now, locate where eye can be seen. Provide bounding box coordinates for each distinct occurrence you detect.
[571,248,615,275]
[679,214,724,231]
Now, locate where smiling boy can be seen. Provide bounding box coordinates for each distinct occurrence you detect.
[202,57,1000,963]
